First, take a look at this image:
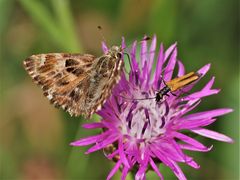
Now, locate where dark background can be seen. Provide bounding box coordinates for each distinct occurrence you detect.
[1,0,239,179]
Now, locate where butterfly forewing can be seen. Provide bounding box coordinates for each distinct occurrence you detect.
[23,47,123,118]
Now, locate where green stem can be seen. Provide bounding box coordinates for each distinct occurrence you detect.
[19,0,82,52]
[51,0,82,52]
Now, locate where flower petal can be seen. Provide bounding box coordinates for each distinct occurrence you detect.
[101,41,108,53]
[169,160,187,180]
[153,43,164,89]
[135,159,148,180]
[130,41,138,70]
[150,144,176,170]
[107,160,122,180]
[182,89,220,100]
[70,130,112,146]
[154,140,186,162]
[177,60,185,77]
[164,47,177,81]
[179,144,213,152]
[182,77,220,100]
[202,76,215,90]
[149,158,164,180]
[82,122,104,129]
[164,42,177,62]
[140,36,148,71]
[173,132,207,149]
[176,118,216,129]
[181,108,233,121]
[121,166,129,180]
[191,128,234,143]
[121,36,126,49]
[148,35,157,76]
[86,133,119,153]
[119,138,130,168]
[197,63,211,76]
[184,156,200,169]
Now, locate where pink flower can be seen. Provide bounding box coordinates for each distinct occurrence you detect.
[71,36,233,180]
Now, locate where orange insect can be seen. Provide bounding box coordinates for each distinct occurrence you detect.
[155,72,200,102]
[120,72,201,102]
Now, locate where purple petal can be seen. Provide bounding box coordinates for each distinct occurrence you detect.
[70,130,112,146]
[106,160,122,180]
[140,36,148,70]
[169,160,187,180]
[135,159,148,180]
[178,99,201,116]
[182,76,220,100]
[150,144,176,170]
[153,43,164,88]
[121,166,129,180]
[86,133,119,153]
[106,149,119,159]
[121,36,126,50]
[191,128,234,143]
[149,158,164,180]
[176,118,216,129]
[164,42,177,62]
[179,64,209,93]
[173,132,207,149]
[82,122,104,129]
[177,60,185,77]
[148,35,157,76]
[202,77,215,90]
[197,63,211,76]
[163,47,177,81]
[181,108,233,121]
[130,41,138,70]
[97,110,118,125]
[101,41,108,53]
[179,144,213,152]
[184,156,200,169]
[155,140,185,162]
[119,138,130,168]
[182,89,220,100]
[151,144,187,179]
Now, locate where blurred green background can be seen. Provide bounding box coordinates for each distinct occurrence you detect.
[0,0,239,179]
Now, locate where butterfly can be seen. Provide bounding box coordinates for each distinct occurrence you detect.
[23,46,124,118]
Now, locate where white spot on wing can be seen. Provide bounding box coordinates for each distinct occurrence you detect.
[47,94,53,100]
[40,55,46,66]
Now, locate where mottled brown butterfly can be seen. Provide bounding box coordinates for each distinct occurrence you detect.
[23,46,124,118]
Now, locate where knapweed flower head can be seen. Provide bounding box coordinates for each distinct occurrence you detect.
[71,36,233,180]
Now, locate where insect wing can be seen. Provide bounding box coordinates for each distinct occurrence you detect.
[166,72,200,92]
[23,46,124,118]
[23,53,96,117]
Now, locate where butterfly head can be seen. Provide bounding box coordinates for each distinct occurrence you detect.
[108,46,123,59]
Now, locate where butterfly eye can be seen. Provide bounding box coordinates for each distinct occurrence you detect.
[116,53,122,59]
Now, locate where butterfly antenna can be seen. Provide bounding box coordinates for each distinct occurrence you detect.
[123,36,151,74]
[141,36,151,42]
[97,26,108,44]
[123,36,151,51]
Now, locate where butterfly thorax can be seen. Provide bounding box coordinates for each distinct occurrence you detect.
[83,46,124,117]
[106,46,122,59]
